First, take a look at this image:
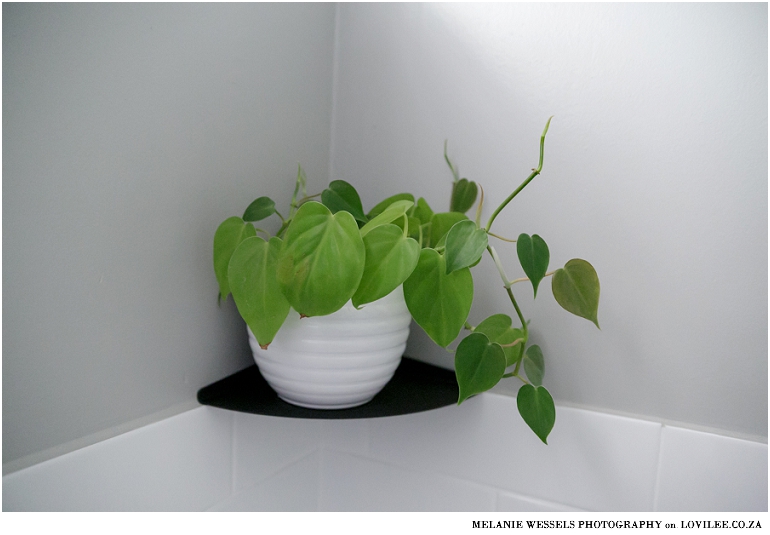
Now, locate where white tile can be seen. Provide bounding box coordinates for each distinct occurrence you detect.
[2,407,232,511]
[655,426,767,512]
[232,413,323,491]
[497,491,585,512]
[209,451,320,511]
[320,418,370,456]
[367,393,662,511]
[318,450,496,512]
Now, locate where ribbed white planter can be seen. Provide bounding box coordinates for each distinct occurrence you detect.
[248,286,411,409]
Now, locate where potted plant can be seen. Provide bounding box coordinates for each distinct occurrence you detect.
[213,118,600,443]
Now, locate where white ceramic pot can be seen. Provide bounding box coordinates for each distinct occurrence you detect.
[248,286,411,409]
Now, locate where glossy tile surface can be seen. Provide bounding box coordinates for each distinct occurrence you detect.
[655,426,768,512]
[318,450,496,511]
[232,412,322,491]
[496,491,585,512]
[209,451,319,511]
[3,407,231,511]
[4,396,766,512]
[367,394,662,511]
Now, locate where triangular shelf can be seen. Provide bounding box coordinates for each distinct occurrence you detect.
[197,356,458,419]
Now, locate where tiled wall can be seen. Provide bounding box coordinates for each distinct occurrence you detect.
[3,395,766,512]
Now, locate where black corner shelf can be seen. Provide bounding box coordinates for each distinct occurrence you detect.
[197,356,459,419]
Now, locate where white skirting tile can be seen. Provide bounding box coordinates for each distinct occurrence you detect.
[654,425,768,511]
[3,407,231,511]
[208,451,320,511]
[3,395,765,512]
[365,393,663,511]
[318,449,496,511]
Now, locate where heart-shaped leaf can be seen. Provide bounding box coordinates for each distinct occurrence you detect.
[429,212,467,249]
[276,201,365,317]
[474,314,526,367]
[412,197,435,225]
[359,199,414,238]
[228,236,291,348]
[242,196,276,222]
[321,180,367,223]
[213,217,256,301]
[517,384,556,444]
[455,332,506,404]
[517,234,549,297]
[367,193,415,219]
[403,248,473,347]
[444,220,488,274]
[352,224,420,307]
[522,345,545,387]
[552,258,600,328]
[450,178,478,214]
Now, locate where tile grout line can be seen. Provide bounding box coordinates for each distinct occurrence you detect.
[651,424,666,511]
[327,1,341,182]
[230,411,236,498]
[316,445,326,512]
[323,447,582,512]
[493,487,585,512]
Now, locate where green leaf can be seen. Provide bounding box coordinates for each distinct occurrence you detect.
[444,220,488,274]
[359,199,414,238]
[213,217,257,301]
[552,259,600,328]
[429,212,467,249]
[228,236,291,348]
[450,178,478,214]
[243,196,277,222]
[352,224,420,308]
[523,345,545,387]
[321,180,367,223]
[474,314,526,367]
[517,234,550,297]
[403,248,473,347]
[412,197,434,225]
[455,332,506,404]
[276,201,365,317]
[517,384,556,444]
[367,193,415,219]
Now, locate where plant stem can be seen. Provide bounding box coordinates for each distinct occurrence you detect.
[444,140,459,182]
[485,117,553,233]
[475,184,485,227]
[289,165,307,218]
[500,337,525,348]
[487,245,528,334]
[508,271,556,285]
[254,227,270,239]
[299,193,322,203]
[506,286,528,335]
[502,371,529,385]
[487,231,517,243]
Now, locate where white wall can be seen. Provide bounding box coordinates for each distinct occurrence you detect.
[3,3,337,469]
[331,3,767,439]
